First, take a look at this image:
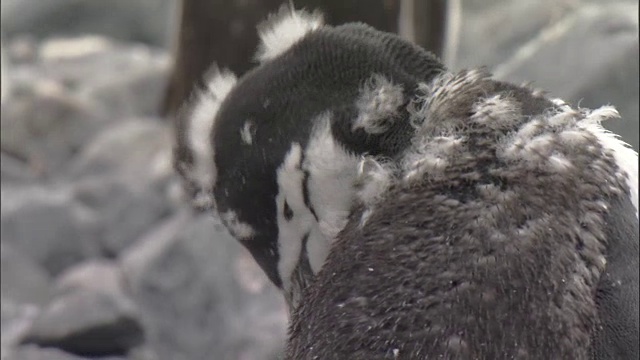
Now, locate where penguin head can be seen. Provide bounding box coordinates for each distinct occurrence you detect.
[174,6,445,311]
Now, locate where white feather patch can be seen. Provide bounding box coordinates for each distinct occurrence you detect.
[220,210,256,240]
[356,157,395,207]
[303,112,361,241]
[240,120,255,145]
[187,68,237,206]
[403,135,465,182]
[255,7,324,63]
[355,157,396,227]
[352,74,405,134]
[579,106,639,217]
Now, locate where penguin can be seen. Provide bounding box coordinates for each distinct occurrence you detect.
[174,6,445,310]
[285,70,639,359]
[173,6,639,359]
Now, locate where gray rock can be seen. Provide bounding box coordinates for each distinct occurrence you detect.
[27,36,172,119]
[120,210,287,360]
[453,0,580,70]
[0,0,179,48]
[1,300,40,360]
[0,152,38,184]
[1,242,52,306]
[20,289,144,357]
[4,34,38,64]
[123,346,159,360]
[7,345,126,360]
[0,185,100,275]
[8,345,82,360]
[72,178,173,257]
[1,36,172,179]
[73,46,171,120]
[67,119,173,183]
[0,76,108,177]
[68,119,176,255]
[54,259,125,297]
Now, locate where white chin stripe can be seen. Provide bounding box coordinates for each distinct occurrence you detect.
[183,67,237,206]
[275,143,311,294]
[255,6,324,63]
[303,113,360,241]
[276,113,362,294]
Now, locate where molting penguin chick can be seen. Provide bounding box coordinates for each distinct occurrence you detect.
[286,70,639,359]
[174,6,445,310]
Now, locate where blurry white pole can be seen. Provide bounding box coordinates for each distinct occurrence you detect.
[443,0,461,69]
[1,34,10,104]
[398,0,461,68]
[398,0,416,43]
[167,0,183,62]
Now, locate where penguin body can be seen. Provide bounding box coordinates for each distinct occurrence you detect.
[286,69,639,360]
[173,8,639,359]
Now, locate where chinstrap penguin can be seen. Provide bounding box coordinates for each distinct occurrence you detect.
[174,6,639,359]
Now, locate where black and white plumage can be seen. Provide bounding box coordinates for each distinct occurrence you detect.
[175,6,444,309]
[174,7,639,359]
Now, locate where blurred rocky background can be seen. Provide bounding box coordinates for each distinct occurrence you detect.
[0,0,637,359]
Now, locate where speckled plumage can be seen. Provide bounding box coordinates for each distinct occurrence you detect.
[286,69,639,359]
[173,8,639,360]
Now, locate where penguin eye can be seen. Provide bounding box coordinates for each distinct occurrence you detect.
[283,200,294,221]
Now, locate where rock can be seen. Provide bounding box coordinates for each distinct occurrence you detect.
[7,345,126,360]
[0,0,179,48]
[14,260,144,358]
[0,151,38,185]
[492,3,637,92]
[123,346,159,360]
[0,152,37,184]
[72,178,173,257]
[68,119,176,255]
[1,242,52,306]
[0,185,100,275]
[20,289,144,357]
[67,118,173,183]
[1,300,40,360]
[73,46,171,120]
[452,0,580,70]
[1,36,172,179]
[120,210,287,360]
[0,76,108,177]
[30,36,172,119]
[54,259,125,297]
[38,36,116,62]
[5,34,39,64]
[9,345,85,360]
